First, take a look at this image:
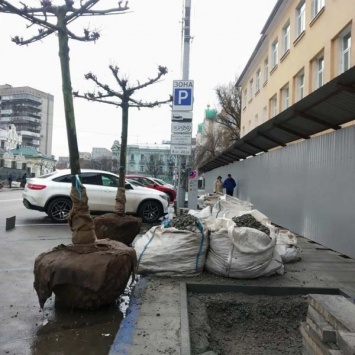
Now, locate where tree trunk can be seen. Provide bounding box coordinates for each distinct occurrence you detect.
[114,101,129,215]
[57,11,95,244]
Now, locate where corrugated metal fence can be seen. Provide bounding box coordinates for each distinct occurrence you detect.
[204,126,355,259]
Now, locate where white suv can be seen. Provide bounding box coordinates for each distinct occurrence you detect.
[23,169,169,223]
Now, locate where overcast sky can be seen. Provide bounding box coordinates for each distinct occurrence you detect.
[0,0,276,158]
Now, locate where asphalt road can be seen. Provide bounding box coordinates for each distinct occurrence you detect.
[0,189,125,355]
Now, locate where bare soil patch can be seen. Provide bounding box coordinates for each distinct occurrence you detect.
[188,292,308,355]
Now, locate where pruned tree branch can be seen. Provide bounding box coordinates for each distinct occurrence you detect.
[0,0,130,45]
[74,65,172,109]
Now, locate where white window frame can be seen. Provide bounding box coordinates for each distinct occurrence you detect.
[249,79,254,99]
[270,95,278,118]
[296,1,306,37]
[263,58,269,83]
[271,39,279,68]
[339,29,351,74]
[262,106,267,122]
[296,71,305,100]
[314,55,324,89]
[243,89,247,109]
[281,85,290,110]
[311,0,324,19]
[282,22,290,54]
[256,69,261,92]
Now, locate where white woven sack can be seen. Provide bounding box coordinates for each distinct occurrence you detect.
[198,193,222,208]
[205,218,283,279]
[134,224,209,277]
[212,195,253,218]
[276,229,298,245]
[189,206,216,231]
[275,244,301,263]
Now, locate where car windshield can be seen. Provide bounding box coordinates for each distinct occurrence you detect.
[153,178,166,185]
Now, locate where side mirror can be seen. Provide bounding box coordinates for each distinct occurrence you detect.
[125,183,133,190]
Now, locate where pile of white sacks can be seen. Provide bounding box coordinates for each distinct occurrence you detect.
[134,194,301,278]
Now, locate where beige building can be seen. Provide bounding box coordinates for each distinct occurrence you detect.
[237,0,354,137]
[0,84,54,155]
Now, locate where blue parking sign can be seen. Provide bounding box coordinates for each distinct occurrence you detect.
[172,80,194,111]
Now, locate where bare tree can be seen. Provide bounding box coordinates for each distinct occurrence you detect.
[215,78,242,143]
[74,65,171,215]
[145,154,163,178]
[0,0,129,245]
[195,125,226,168]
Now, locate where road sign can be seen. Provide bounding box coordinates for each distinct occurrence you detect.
[171,121,192,133]
[172,80,194,111]
[171,134,192,145]
[170,145,191,155]
[189,170,197,179]
[171,111,193,122]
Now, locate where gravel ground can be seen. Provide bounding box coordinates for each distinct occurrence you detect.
[188,292,308,355]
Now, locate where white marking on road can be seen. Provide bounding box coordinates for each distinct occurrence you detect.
[0,198,22,202]
[15,224,67,227]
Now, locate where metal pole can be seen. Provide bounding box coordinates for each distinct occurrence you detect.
[177,0,192,209]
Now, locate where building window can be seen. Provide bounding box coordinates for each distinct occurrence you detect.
[263,106,267,122]
[248,120,252,132]
[249,79,254,99]
[140,165,144,172]
[271,39,279,68]
[263,58,268,83]
[270,95,278,118]
[311,0,324,19]
[243,89,247,109]
[281,84,290,110]
[130,154,134,160]
[314,55,324,89]
[242,126,245,136]
[256,69,261,92]
[296,1,306,37]
[254,114,259,127]
[140,154,144,160]
[339,30,351,74]
[296,71,305,101]
[282,22,290,54]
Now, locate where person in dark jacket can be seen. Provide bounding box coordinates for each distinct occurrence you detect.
[223,173,236,196]
[8,173,13,188]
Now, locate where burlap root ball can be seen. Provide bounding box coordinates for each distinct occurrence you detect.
[94,213,142,245]
[34,239,137,310]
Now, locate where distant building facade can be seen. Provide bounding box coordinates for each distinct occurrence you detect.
[111,140,176,181]
[91,147,112,160]
[0,124,22,151]
[0,84,54,155]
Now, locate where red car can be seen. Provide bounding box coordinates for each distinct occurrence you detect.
[126,175,176,202]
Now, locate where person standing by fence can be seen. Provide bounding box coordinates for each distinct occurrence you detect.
[213,176,224,193]
[223,173,236,196]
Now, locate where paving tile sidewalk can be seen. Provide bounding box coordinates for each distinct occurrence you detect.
[110,236,355,355]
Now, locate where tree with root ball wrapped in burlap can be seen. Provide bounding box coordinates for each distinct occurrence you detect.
[0,0,137,310]
[73,65,172,243]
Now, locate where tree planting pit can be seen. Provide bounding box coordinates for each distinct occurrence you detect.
[181,284,351,355]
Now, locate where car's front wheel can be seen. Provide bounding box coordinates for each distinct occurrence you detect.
[138,200,162,223]
[47,197,72,223]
